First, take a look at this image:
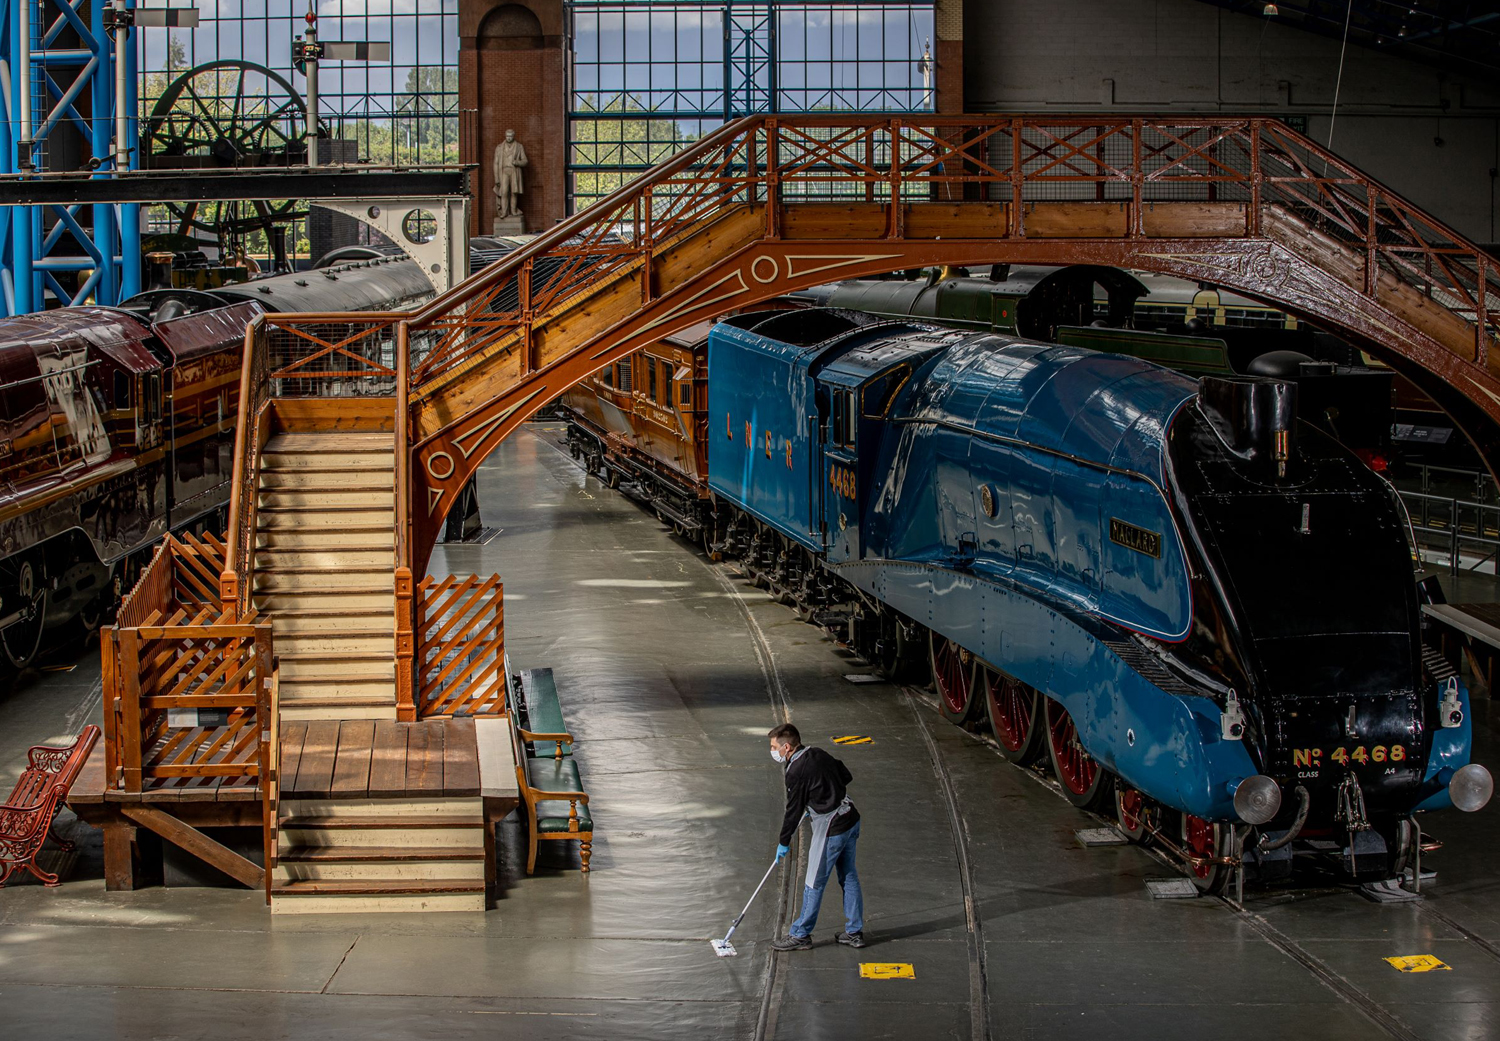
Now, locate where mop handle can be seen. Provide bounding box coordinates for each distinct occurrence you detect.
[723,857,782,942]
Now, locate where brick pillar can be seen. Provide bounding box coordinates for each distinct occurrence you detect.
[934,0,963,113]
[459,0,567,236]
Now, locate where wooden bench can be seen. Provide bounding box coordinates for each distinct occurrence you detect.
[505,665,592,873]
[1,726,100,888]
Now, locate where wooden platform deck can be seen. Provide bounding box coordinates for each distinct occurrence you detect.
[281,718,479,799]
[69,717,517,893]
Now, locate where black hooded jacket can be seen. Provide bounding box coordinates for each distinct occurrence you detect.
[780,746,859,847]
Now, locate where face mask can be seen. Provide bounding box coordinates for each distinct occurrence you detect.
[771,748,786,764]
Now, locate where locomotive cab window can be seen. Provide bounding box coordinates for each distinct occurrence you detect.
[114,371,131,410]
[143,373,162,424]
[830,389,856,447]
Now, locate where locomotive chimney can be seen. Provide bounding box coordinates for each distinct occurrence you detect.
[1198,375,1298,478]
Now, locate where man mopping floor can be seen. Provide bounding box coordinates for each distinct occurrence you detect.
[767,723,866,950]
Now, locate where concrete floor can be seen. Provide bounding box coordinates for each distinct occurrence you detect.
[1,422,1497,1041]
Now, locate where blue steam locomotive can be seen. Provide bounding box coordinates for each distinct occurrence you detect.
[703,307,1492,892]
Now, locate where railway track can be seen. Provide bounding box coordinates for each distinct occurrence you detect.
[909,684,1500,1041]
[548,423,1499,1040]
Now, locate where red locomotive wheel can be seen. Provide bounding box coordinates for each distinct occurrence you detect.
[1045,698,1110,810]
[982,667,1044,764]
[1180,813,1232,895]
[929,632,980,724]
[1115,784,1153,844]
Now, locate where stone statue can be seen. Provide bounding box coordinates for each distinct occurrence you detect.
[492,129,529,220]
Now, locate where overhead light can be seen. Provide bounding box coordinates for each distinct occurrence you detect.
[1263,2,1278,15]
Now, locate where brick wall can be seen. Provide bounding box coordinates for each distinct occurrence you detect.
[459,0,567,234]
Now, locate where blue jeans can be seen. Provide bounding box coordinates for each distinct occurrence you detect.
[790,819,863,938]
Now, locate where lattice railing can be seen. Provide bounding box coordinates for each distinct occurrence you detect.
[383,115,1496,387]
[103,608,275,795]
[414,574,505,719]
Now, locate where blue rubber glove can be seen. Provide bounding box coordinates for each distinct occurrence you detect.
[776,844,790,863]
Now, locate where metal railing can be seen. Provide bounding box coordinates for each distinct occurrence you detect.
[1399,489,1500,576]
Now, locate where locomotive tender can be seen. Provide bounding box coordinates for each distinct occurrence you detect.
[0,256,433,668]
[561,306,1493,891]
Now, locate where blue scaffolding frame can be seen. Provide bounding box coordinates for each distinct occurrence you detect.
[2,0,140,314]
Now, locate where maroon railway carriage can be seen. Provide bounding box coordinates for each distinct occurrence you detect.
[0,303,250,667]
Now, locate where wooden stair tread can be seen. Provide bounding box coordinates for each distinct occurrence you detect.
[279,846,485,862]
[258,482,394,492]
[258,504,396,514]
[279,650,393,662]
[281,815,485,828]
[264,435,392,451]
[271,878,484,895]
[264,608,395,617]
[256,565,390,574]
[279,678,395,690]
[253,591,396,600]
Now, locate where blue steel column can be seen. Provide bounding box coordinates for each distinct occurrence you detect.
[1,0,138,313]
[91,0,117,306]
[119,0,139,299]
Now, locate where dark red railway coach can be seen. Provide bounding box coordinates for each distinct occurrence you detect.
[0,303,248,667]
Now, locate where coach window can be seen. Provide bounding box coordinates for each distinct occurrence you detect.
[675,365,693,408]
[600,365,613,387]
[646,355,658,401]
[616,359,632,392]
[660,359,672,404]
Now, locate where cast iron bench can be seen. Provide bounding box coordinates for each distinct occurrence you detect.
[1,726,100,888]
[505,664,592,873]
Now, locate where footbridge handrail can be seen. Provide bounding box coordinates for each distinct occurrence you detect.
[391,114,1497,398]
[247,113,1500,566]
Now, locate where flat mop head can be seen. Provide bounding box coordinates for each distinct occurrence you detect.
[710,939,738,957]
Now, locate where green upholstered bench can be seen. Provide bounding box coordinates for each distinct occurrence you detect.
[504,657,591,873]
[520,668,572,759]
[508,698,592,873]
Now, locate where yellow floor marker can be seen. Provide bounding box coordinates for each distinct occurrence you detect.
[859,963,915,979]
[1385,955,1451,973]
[833,735,873,745]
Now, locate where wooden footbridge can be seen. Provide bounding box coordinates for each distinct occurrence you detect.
[81,114,1500,912]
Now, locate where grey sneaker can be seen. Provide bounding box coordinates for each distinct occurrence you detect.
[770,934,812,951]
[836,931,867,948]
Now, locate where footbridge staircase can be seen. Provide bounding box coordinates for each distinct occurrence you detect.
[212,114,1500,909]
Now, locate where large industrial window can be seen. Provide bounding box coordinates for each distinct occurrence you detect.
[568,1,935,211]
[137,0,459,254]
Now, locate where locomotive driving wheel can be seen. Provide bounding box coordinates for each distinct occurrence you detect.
[929,633,980,724]
[1115,783,1156,844]
[981,666,1044,764]
[144,60,320,235]
[0,557,48,670]
[1045,698,1110,809]
[1180,813,1233,895]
